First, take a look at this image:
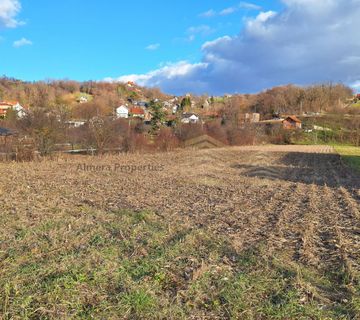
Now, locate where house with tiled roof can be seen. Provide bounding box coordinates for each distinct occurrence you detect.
[258,115,302,130]
[283,116,302,130]
[181,113,200,124]
[129,107,145,118]
[0,101,27,118]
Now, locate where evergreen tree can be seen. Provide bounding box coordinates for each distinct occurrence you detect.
[149,100,166,134]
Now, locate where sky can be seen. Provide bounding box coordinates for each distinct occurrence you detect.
[0,0,360,95]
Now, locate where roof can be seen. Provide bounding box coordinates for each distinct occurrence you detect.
[0,101,18,106]
[0,127,14,136]
[189,115,199,120]
[285,115,301,123]
[0,101,28,110]
[130,107,145,115]
[117,105,129,111]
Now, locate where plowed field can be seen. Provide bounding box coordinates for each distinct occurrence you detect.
[1,145,360,319]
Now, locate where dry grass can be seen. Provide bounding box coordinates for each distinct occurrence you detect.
[1,146,360,319]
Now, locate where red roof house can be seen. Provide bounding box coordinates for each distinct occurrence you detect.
[0,101,27,118]
[129,107,145,118]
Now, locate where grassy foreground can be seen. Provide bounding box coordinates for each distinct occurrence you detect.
[1,207,359,319]
[335,145,360,172]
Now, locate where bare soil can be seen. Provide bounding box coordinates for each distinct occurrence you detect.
[1,145,360,318]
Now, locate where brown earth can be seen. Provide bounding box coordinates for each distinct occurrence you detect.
[1,145,359,266]
[1,145,360,318]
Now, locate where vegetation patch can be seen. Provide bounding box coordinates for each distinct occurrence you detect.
[1,207,358,319]
[335,145,360,172]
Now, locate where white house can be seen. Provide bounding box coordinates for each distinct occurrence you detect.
[181,113,200,124]
[0,101,27,118]
[116,105,129,119]
[13,102,27,118]
[189,114,199,123]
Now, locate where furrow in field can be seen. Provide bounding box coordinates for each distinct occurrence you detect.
[231,151,311,254]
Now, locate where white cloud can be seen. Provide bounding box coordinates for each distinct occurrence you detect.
[200,2,261,18]
[182,25,215,42]
[13,37,32,47]
[187,25,213,36]
[0,0,23,28]
[108,0,360,94]
[199,9,216,18]
[239,2,262,10]
[105,61,209,93]
[146,43,160,51]
[220,7,237,16]
[202,36,232,51]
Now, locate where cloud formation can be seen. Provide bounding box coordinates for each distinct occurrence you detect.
[199,9,216,18]
[146,43,160,51]
[108,0,360,94]
[200,2,261,18]
[219,7,237,16]
[105,61,209,93]
[13,37,32,47]
[0,0,22,28]
[239,2,262,10]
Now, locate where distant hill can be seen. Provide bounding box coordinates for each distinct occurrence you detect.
[0,77,354,118]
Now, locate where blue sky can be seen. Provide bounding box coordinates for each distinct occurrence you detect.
[1,0,360,94]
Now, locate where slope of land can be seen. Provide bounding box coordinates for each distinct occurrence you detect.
[1,145,360,319]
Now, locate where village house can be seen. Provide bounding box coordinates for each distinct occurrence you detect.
[129,107,145,119]
[282,116,302,130]
[258,115,302,130]
[0,101,27,118]
[181,113,200,124]
[116,105,129,119]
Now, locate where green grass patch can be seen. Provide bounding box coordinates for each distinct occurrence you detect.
[335,145,360,172]
[1,209,359,319]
